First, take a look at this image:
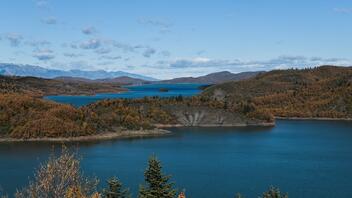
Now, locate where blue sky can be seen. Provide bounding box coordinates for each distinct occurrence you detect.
[0,0,352,79]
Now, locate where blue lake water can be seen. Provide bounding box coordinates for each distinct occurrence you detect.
[44,83,205,107]
[0,120,352,197]
[1,84,352,197]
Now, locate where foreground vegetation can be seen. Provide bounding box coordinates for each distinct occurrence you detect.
[0,147,288,198]
[203,66,352,119]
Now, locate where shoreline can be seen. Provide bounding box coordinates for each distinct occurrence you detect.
[275,117,352,121]
[0,129,171,143]
[155,122,275,128]
[1,117,350,143]
[42,90,128,97]
[0,122,275,143]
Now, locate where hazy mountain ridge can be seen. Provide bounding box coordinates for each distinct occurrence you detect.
[0,63,264,85]
[94,76,148,85]
[0,63,157,81]
[158,71,263,84]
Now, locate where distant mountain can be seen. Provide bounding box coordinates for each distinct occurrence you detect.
[0,75,126,96]
[54,76,95,83]
[0,63,157,81]
[54,76,148,85]
[97,76,148,85]
[158,71,263,84]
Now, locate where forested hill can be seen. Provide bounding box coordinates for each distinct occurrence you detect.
[202,66,352,118]
[0,75,126,96]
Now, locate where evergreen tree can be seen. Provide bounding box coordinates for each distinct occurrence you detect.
[261,186,288,198]
[138,155,176,198]
[103,177,130,198]
[234,193,244,198]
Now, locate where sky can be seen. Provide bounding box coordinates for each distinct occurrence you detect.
[0,0,352,79]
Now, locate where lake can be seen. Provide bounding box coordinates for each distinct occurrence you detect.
[0,120,352,197]
[45,83,206,107]
[1,84,352,197]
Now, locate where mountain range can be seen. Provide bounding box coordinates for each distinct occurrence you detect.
[0,63,262,85]
[0,63,157,81]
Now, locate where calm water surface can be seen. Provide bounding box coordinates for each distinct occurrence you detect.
[44,83,205,107]
[1,84,352,197]
[0,120,352,197]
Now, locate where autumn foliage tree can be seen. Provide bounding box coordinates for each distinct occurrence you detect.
[15,146,99,198]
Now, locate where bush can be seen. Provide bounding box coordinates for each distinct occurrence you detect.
[15,146,99,198]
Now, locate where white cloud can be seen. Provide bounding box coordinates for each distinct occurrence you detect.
[138,17,172,28]
[82,26,97,35]
[155,55,352,72]
[100,55,122,60]
[25,39,51,47]
[33,49,55,61]
[41,16,57,25]
[63,53,83,58]
[80,39,101,49]
[6,33,23,46]
[160,50,171,57]
[95,48,111,54]
[112,41,141,53]
[36,0,48,9]
[138,17,173,33]
[333,8,352,14]
[143,48,156,58]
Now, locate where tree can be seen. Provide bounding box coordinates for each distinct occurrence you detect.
[234,193,244,198]
[138,155,176,198]
[15,146,99,198]
[103,177,130,198]
[261,186,288,198]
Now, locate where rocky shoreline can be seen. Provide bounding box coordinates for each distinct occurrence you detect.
[155,122,275,128]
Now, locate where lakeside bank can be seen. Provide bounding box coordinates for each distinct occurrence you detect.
[0,129,171,143]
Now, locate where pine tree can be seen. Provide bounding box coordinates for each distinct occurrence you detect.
[261,186,288,198]
[138,155,176,198]
[103,177,130,198]
[234,193,244,198]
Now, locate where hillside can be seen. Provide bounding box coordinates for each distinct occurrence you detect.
[0,94,98,138]
[0,94,273,139]
[53,76,95,83]
[158,71,262,84]
[202,66,352,118]
[97,76,148,85]
[54,76,148,85]
[0,75,126,96]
